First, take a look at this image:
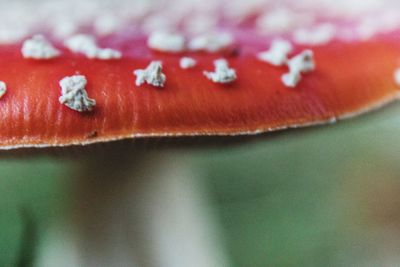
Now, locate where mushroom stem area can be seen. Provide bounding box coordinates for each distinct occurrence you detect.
[63,150,228,267]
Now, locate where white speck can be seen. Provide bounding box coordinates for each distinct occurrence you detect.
[293,23,336,46]
[134,61,166,87]
[64,34,121,60]
[21,35,60,60]
[257,39,293,66]
[180,57,197,69]
[59,75,96,112]
[188,32,233,53]
[0,81,6,99]
[395,68,400,86]
[282,50,315,88]
[148,31,186,53]
[204,59,237,84]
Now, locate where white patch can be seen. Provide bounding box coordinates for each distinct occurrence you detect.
[180,57,197,69]
[188,32,233,53]
[59,75,96,112]
[282,50,315,88]
[395,68,400,86]
[148,31,186,53]
[0,81,6,99]
[257,39,293,66]
[64,34,122,60]
[293,23,336,46]
[204,59,237,84]
[134,61,166,87]
[21,35,60,59]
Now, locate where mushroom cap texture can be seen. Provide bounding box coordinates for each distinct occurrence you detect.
[0,0,400,149]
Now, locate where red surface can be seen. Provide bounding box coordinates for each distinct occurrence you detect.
[0,39,399,148]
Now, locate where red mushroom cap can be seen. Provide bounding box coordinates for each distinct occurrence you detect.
[0,0,400,149]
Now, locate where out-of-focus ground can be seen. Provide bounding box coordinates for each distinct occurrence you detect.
[1,103,400,266]
[197,103,400,267]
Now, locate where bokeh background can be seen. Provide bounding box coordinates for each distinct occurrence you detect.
[1,0,400,265]
[1,102,400,267]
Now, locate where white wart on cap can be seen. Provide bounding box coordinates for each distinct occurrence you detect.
[188,32,233,52]
[287,50,315,74]
[21,35,60,59]
[204,59,237,84]
[147,31,186,53]
[59,75,96,112]
[257,39,293,66]
[395,68,400,86]
[180,57,197,69]
[282,72,302,88]
[64,34,122,60]
[134,61,166,87]
[293,23,336,46]
[0,81,6,98]
[282,50,315,88]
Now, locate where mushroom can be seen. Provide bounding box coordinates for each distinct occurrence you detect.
[1,0,400,266]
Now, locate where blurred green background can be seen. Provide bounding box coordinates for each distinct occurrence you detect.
[1,103,400,267]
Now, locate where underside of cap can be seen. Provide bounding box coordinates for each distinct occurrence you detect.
[0,0,400,150]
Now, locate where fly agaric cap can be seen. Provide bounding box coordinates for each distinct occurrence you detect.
[1,0,400,150]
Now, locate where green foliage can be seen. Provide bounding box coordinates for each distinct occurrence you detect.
[0,159,71,267]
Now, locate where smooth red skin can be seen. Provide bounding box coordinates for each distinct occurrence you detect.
[0,40,399,148]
